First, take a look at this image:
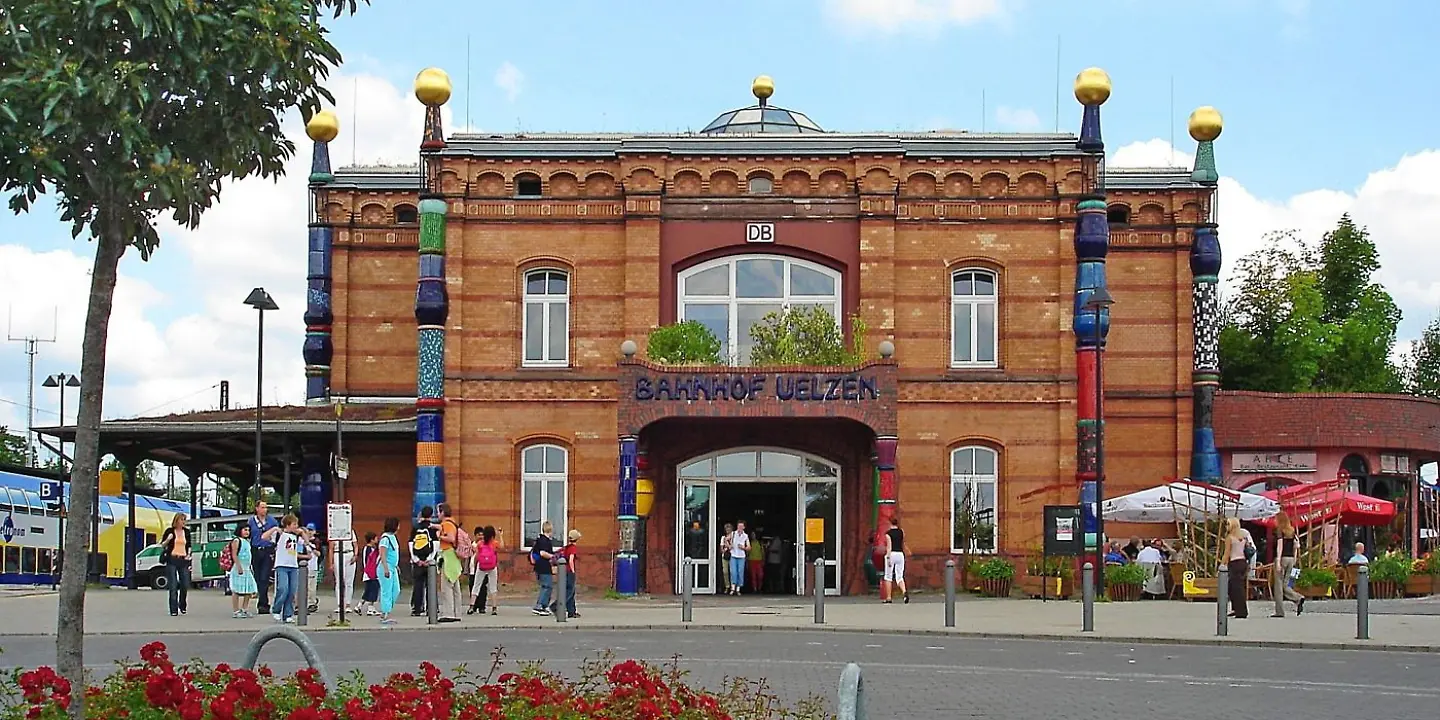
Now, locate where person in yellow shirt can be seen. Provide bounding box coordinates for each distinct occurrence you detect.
[746,527,766,593]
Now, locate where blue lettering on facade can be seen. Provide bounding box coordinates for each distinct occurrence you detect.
[634,373,879,402]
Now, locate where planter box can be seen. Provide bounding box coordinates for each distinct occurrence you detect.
[1108,582,1142,602]
[979,578,1012,597]
[1405,574,1437,597]
[1293,584,1334,600]
[1017,575,1071,599]
[1371,580,1401,600]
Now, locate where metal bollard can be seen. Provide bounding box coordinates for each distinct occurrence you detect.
[681,557,693,623]
[813,557,825,624]
[242,626,331,689]
[837,662,866,720]
[944,559,956,628]
[555,557,568,623]
[1216,564,1229,637]
[1081,562,1094,632]
[426,562,439,625]
[296,564,310,627]
[1356,564,1370,640]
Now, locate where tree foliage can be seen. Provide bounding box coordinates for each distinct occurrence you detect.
[646,321,722,365]
[748,307,869,366]
[0,2,367,714]
[1219,217,1403,393]
[0,426,29,467]
[1403,315,1440,399]
[100,456,159,491]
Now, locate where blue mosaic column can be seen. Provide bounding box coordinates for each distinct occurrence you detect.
[1188,107,1224,484]
[412,68,452,519]
[614,436,640,594]
[300,447,328,535]
[303,111,338,404]
[1071,68,1112,550]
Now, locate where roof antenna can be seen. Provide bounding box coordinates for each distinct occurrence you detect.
[1169,75,1176,166]
[1054,35,1062,132]
[7,306,57,465]
[465,35,472,132]
[351,77,359,166]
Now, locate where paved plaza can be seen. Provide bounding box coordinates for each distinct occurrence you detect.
[1,585,1437,651]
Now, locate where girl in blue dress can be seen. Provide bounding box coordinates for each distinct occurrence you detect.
[229,524,258,618]
[378,517,401,625]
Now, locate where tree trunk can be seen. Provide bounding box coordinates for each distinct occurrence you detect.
[56,228,127,720]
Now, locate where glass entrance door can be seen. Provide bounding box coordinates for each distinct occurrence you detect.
[798,478,840,596]
[677,480,716,594]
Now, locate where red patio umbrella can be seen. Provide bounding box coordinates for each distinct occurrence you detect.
[1254,478,1397,528]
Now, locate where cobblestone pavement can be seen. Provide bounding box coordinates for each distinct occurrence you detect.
[2,630,1437,718]
[1300,596,1440,615]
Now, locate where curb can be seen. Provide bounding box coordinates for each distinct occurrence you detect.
[6,621,1435,653]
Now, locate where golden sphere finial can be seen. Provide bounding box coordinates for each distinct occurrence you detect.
[1073,67,1112,106]
[1188,106,1223,142]
[752,75,775,102]
[305,110,340,143]
[414,67,452,107]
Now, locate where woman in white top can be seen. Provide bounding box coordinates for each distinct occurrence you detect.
[727,521,750,596]
[1224,517,1254,619]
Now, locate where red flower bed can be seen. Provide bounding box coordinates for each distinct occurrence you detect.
[1,642,826,720]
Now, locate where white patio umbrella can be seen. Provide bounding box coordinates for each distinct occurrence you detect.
[1101,480,1280,523]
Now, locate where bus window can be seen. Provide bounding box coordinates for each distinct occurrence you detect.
[37,549,53,575]
[100,504,116,525]
[210,519,244,543]
[21,548,36,574]
[3,546,19,573]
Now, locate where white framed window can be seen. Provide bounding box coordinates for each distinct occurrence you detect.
[520,444,568,550]
[950,446,998,553]
[522,269,569,367]
[951,268,998,367]
[678,255,841,364]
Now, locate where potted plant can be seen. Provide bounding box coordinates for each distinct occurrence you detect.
[646,321,722,365]
[1104,563,1146,601]
[1020,551,1073,599]
[1293,566,1338,599]
[975,557,1015,597]
[1407,553,1439,597]
[1369,551,1412,599]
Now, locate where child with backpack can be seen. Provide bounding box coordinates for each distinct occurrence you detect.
[358,532,381,616]
[468,525,500,615]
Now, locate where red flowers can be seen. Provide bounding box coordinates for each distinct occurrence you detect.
[2,641,802,719]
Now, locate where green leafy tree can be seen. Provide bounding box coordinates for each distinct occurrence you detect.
[748,307,869,366]
[1404,315,1440,398]
[100,456,159,492]
[0,426,29,466]
[0,1,366,712]
[646,321,722,365]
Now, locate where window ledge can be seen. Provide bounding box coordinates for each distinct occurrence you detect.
[949,548,999,556]
[520,362,571,370]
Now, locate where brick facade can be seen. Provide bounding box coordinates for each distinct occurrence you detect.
[314,113,1214,593]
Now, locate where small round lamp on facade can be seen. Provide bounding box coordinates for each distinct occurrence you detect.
[878,340,895,359]
[620,339,638,358]
[414,67,453,107]
[752,74,775,102]
[1073,67,1112,106]
[305,110,339,143]
[1188,106,1224,142]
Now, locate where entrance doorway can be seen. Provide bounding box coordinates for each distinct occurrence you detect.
[675,448,841,596]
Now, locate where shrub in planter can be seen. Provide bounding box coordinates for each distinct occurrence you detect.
[1370,551,1413,599]
[1,641,829,720]
[647,321,722,365]
[1103,563,1146,601]
[748,307,868,366]
[1294,567,1337,599]
[975,557,1015,597]
[1408,553,1440,596]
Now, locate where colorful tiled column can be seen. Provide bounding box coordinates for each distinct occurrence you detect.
[303,111,339,405]
[874,436,898,599]
[413,68,452,519]
[1072,68,1112,551]
[1188,107,1224,484]
[615,436,640,594]
[301,446,328,534]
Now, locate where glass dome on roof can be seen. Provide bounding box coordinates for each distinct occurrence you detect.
[700,105,825,134]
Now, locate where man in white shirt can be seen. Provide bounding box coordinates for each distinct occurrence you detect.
[1136,539,1167,597]
[1347,542,1370,565]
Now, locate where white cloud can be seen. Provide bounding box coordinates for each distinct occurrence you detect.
[494,61,524,103]
[994,106,1041,132]
[1110,140,1440,340]
[0,71,440,443]
[822,0,1005,33]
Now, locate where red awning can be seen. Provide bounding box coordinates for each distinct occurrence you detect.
[1255,479,1396,528]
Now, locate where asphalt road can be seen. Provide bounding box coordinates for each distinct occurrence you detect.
[2,630,1436,719]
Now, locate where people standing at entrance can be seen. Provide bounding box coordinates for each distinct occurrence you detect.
[247,501,280,615]
[883,517,909,604]
[410,506,437,616]
[228,523,257,618]
[747,527,765,593]
[719,523,734,590]
[378,517,401,625]
[434,503,467,623]
[160,514,192,616]
[765,534,785,593]
[272,514,308,624]
[727,521,750,595]
[1272,512,1305,617]
[530,521,557,615]
[470,525,501,615]
[1224,517,1254,619]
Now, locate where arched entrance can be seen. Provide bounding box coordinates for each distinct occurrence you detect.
[676,447,840,596]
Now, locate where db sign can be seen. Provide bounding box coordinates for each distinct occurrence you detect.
[745,222,775,243]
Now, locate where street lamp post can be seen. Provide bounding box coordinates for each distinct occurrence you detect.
[244,288,279,507]
[1084,287,1115,595]
[41,373,81,583]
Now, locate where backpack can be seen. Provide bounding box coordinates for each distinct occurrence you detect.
[410,523,435,561]
[219,542,235,572]
[475,541,498,572]
[454,524,476,561]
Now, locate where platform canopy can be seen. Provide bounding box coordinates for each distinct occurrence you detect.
[33,403,415,491]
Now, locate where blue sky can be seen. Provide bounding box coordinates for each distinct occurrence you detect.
[1,0,1438,435]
